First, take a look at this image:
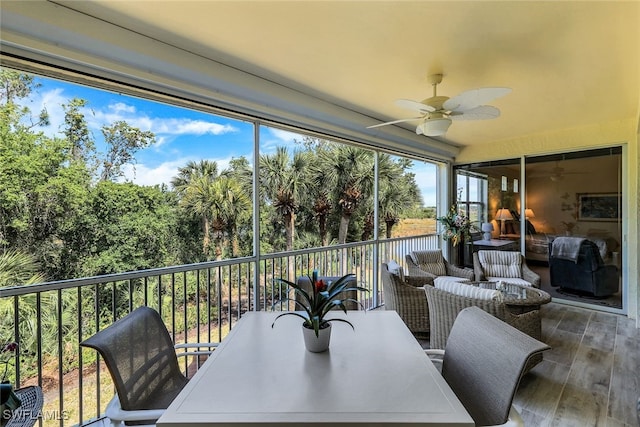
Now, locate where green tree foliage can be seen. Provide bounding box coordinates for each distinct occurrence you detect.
[62,98,95,165]
[2,70,426,280]
[100,121,155,181]
[81,181,178,275]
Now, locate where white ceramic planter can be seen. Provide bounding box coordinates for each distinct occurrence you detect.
[302,323,331,352]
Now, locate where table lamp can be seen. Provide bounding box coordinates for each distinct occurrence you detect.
[481,222,494,241]
[525,208,535,219]
[495,208,513,237]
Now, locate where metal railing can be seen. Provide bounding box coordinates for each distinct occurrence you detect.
[0,234,438,426]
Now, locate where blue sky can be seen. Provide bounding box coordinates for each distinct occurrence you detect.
[23,76,437,205]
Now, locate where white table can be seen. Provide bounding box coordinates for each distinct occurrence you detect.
[157,311,473,427]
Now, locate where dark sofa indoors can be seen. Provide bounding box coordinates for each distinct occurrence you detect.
[549,239,619,297]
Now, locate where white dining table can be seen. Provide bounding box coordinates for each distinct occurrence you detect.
[157,310,473,427]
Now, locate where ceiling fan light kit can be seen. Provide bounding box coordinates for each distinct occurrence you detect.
[368,74,511,137]
[416,117,452,136]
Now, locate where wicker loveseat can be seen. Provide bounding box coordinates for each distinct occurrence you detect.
[381,262,431,337]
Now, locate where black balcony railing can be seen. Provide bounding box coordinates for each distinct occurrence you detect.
[0,234,438,426]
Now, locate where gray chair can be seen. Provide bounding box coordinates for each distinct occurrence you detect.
[405,250,474,286]
[80,306,217,426]
[426,306,550,426]
[4,386,44,427]
[381,262,431,337]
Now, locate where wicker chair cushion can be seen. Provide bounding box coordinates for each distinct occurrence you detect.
[478,250,522,278]
[435,280,504,301]
[433,276,469,287]
[410,251,447,276]
[386,260,405,281]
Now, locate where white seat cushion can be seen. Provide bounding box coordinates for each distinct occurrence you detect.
[486,276,533,287]
[433,276,470,287]
[434,280,503,302]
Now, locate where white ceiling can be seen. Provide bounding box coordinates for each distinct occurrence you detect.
[6,1,640,149]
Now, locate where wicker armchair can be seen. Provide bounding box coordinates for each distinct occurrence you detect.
[473,250,541,288]
[424,284,543,372]
[405,250,474,286]
[381,262,431,337]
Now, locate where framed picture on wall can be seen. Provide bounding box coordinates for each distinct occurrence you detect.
[577,193,621,221]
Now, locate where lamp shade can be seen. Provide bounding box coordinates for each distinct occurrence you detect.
[525,208,535,218]
[495,208,513,221]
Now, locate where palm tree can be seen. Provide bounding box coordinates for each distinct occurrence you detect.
[171,160,219,257]
[210,176,251,259]
[0,250,46,287]
[305,148,336,247]
[321,145,374,244]
[259,147,308,252]
[377,154,420,238]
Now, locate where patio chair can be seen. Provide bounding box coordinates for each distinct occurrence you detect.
[80,306,217,427]
[425,306,550,426]
[405,250,474,286]
[424,283,544,372]
[381,262,431,337]
[4,386,44,427]
[473,250,541,288]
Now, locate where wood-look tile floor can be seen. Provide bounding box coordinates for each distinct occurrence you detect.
[514,302,639,427]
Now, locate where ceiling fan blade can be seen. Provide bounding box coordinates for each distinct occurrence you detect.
[367,117,424,129]
[450,105,500,121]
[395,99,436,113]
[443,87,511,112]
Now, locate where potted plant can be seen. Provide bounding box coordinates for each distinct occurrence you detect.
[437,205,478,266]
[271,271,368,352]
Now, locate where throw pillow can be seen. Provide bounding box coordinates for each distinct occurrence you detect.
[435,280,504,302]
[412,251,447,276]
[479,250,522,278]
[386,260,405,282]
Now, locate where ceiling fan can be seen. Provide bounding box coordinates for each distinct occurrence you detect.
[530,162,587,182]
[367,74,511,136]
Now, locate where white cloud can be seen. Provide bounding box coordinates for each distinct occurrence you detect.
[17,88,68,137]
[120,153,250,187]
[110,102,136,114]
[120,159,188,187]
[22,88,237,144]
[261,127,305,152]
[153,118,236,135]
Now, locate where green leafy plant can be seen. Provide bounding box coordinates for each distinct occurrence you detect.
[271,271,368,336]
[437,205,478,246]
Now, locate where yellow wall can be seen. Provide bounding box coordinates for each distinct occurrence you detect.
[456,119,638,323]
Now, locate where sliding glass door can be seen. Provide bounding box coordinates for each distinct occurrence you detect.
[455,147,623,312]
[525,148,623,310]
